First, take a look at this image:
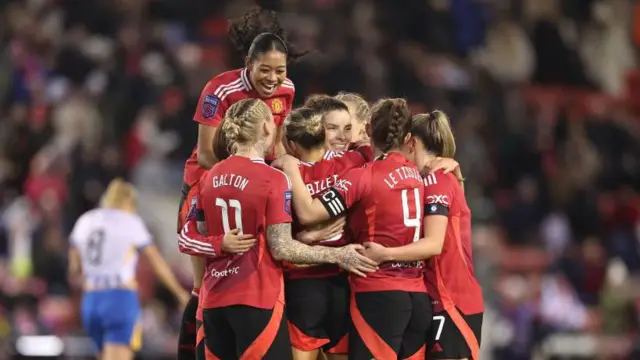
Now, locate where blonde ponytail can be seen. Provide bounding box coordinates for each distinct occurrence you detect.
[220,98,272,154]
[100,178,136,209]
[410,110,456,158]
[410,110,463,183]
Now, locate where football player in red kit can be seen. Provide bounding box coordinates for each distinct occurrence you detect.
[189,99,378,360]
[304,95,354,155]
[362,111,483,360]
[334,92,371,143]
[274,99,433,360]
[176,8,301,360]
[280,106,373,360]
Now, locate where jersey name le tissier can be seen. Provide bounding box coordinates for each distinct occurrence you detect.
[285,145,373,280]
[319,152,426,293]
[423,170,484,314]
[183,68,295,186]
[70,208,152,291]
[197,156,292,310]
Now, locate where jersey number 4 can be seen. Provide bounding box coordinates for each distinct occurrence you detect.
[216,198,244,234]
[401,188,422,242]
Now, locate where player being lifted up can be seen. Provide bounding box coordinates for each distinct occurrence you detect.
[362,111,483,360]
[274,98,434,360]
[185,99,378,360]
[176,7,302,359]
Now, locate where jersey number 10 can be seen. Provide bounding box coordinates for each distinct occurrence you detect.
[401,188,422,242]
[216,198,244,234]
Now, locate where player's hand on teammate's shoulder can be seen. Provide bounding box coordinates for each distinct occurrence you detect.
[334,244,378,277]
[271,154,300,171]
[222,229,257,255]
[359,242,393,264]
[296,217,346,244]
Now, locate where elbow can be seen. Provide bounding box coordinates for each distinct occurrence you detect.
[270,248,286,261]
[431,245,443,257]
[429,241,445,257]
[197,150,215,169]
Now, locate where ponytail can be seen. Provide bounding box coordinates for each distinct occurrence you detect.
[101,178,136,209]
[410,110,456,158]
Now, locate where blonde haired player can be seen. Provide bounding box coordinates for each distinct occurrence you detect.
[68,179,189,360]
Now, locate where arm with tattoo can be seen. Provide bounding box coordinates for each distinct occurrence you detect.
[267,223,379,277]
[266,223,338,263]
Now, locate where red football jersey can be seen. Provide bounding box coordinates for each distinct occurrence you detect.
[320,152,426,293]
[286,146,373,280]
[196,156,292,310]
[183,68,295,186]
[422,171,484,315]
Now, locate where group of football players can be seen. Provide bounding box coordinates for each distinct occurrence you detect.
[174,7,484,360]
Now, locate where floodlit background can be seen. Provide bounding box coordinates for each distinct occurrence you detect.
[1,0,640,359]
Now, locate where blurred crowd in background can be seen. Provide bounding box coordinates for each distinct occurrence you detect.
[1,0,639,358]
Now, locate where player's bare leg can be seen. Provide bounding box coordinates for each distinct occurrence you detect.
[292,348,320,360]
[102,344,133,360]
[190,256,205,289]
[177,256,206,359]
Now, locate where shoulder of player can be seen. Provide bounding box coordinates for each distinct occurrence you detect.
[253,160,291,188]
[283,78,295,91]
[423,170,459,192]
[204,68,249,101]
[276,78,295,97]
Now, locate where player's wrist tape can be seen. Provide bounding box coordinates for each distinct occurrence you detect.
[191,287,200,297]
[424,203,449,216]
[319,188,347,218]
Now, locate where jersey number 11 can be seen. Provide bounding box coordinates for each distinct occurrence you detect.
[216,198,244,234]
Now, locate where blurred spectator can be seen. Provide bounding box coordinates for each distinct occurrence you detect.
[0,0,639,359]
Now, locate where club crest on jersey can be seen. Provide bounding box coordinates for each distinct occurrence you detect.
[202,95,220,119]
[271,99,283,114]
[187,196,198,220]
[284,190,292,216]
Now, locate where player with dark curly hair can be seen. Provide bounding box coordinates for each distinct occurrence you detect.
[176,7,304,360]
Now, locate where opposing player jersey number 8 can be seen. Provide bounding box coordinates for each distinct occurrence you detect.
[216,198,244,234]
[86,229,106,265]
[401,188,422,242]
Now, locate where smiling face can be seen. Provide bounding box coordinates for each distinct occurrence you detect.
[323,109,352,152]
[247,50,287,98]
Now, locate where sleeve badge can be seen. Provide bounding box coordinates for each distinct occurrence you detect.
[284,190,292,216]
[202,94,220,119]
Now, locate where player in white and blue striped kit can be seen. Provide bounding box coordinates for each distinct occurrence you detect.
[68,179,188,360]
